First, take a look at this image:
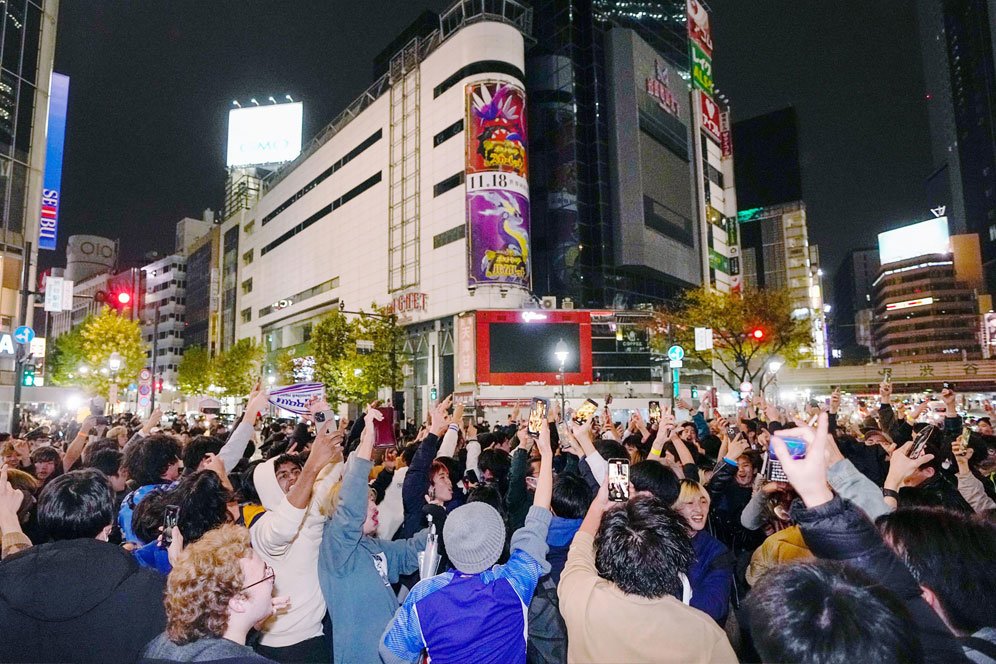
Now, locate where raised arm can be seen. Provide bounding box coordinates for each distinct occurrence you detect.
[62,416,96,471]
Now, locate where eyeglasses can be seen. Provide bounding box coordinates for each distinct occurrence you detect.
[241,563,274,591]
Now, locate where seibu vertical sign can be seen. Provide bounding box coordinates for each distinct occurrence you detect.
[38,73,69,251]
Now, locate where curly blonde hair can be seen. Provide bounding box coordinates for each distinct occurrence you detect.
[165,524,252,644]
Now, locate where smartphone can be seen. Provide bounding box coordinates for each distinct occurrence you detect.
[605,394,613,406]
[607,458,630,502]
[94,416,110,427]
[908,425,935,459]
[161,505,180,548]
[648,400,661,425]
[374,406,396,448]
[883,373,892,384]
[556,422,573,451]
[766,436,807,482]
[727,424,739,438]
[528,398,549,437]
[573,399,599,426]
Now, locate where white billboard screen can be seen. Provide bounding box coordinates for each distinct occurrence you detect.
[226,102,303,167]
[878,217,950,265]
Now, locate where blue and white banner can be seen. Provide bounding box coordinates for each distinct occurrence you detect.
[39,73,69,251]
[267,382,325,417]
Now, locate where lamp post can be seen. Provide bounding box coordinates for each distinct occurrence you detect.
[108,352,122,412]
[766,359,783,405]
[554,338,569,418]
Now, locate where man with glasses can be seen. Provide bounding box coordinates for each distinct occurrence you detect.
[142,524,288,662]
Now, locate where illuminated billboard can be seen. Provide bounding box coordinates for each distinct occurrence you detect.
[465,80,531,289]
[885,297,934,311]
[226,102,303,167]
[38,73,70,251]
[878,217,950,265]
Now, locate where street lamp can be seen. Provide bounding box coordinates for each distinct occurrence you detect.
[554,339,569,418]
[767,359,783,404]
[108,352,122,373]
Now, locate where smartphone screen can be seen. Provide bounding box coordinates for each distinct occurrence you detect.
[162,505,180,548]
[727,424,739,439]
[908,425,935,459]
[528,398,549,437]
[573,399,598,426]
[608,458,630,502]
[648,400,661,425]
[374,406,396,448]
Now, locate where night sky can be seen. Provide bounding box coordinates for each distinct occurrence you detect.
[52,0,933,283]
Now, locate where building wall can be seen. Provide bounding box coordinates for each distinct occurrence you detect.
[141,254,186,386]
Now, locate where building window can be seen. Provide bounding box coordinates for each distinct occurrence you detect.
[433,172,465,197]
[243,249,254,265]
[433,61,525,98]
[241,278,253,294]
[433,119,464,147]
[433,224,466,248]
[241,308,252,323]
[262,129,383,227]
[258,277,340,318]
[243,220,255,235]
[260,172,382,256]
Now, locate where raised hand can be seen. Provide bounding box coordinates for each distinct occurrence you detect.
[0,465,24,517]
[429,396,452,436]
[769,413,833,508]
[885,442,935,491]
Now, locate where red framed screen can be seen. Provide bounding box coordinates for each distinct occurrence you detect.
[476,309,592,386]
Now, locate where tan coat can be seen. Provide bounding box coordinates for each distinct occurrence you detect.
[558,531,738,664]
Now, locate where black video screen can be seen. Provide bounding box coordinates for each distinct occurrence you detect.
[489,323,581,374]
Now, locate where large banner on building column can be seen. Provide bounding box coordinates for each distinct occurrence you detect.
[465,80,531,289]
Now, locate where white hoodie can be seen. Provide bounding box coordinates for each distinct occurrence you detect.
[251,457,343,648]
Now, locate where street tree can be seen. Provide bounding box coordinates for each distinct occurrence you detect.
[310,305,406,406]
[211,338,263,396]
[49,308,145,395]
[648,286,812,392]
[176,346,213,396]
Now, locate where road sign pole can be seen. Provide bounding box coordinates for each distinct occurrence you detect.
[10,242,32,435]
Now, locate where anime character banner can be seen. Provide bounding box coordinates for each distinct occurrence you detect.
[465,80,531,289]
[466,81,528,177]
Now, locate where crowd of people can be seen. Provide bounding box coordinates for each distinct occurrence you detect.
[0,378,993,663]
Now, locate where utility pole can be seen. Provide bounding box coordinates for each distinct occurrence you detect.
[149,302,160,412]
[10,241,32,435]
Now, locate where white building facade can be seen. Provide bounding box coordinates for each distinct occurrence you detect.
[140,254,187,389]
[230,6,539,420]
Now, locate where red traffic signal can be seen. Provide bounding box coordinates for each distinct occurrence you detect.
[116,292,131,305]
[751,328,765,340]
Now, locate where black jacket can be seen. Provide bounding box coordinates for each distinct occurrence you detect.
[792,496,969,663]
[0,538,166,663]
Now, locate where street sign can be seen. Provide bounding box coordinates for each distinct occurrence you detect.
[13,326,34,345]
[667,345,685,362]
[669,359,683,369]
[44,276,63,313]
[694,327,713,351]
[671,368,680,398]
[139,368,152,382]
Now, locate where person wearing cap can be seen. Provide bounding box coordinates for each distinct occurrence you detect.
[379,406,554,664]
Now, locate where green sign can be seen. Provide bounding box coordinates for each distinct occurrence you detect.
[690,42,714,94]
[709,249,729,273]
[726,217,739,245]
[738,207,764,222]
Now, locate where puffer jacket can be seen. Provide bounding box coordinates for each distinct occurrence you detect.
[792,496,969,663]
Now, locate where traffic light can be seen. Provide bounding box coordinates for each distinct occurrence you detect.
[430,386,438,402]
[690,385,699,399]
[116,292,131,306]
[751,327,765,341]
[21,363,35,387]
[94,289,133,311]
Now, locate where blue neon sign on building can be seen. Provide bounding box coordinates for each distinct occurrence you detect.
[38,73,69,251]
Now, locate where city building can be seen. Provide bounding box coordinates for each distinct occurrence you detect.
[528,0,740,307]
[47,235,143,338]
[0,0,60,408]
[916,0,996,287]
[182,224,220,353]
[872,215,985,363]
[831,248,880,363]
[731,106,803,211]
[218,1,742,422]
[140,254,187,391]
[738,202,827,367]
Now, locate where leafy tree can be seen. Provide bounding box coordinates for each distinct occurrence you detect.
[648,287,812,392]
[211,338,263,396]
[177,345,213,396]
[310,305,407,406]
[48,308,145,395]
[47,326,86,387]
